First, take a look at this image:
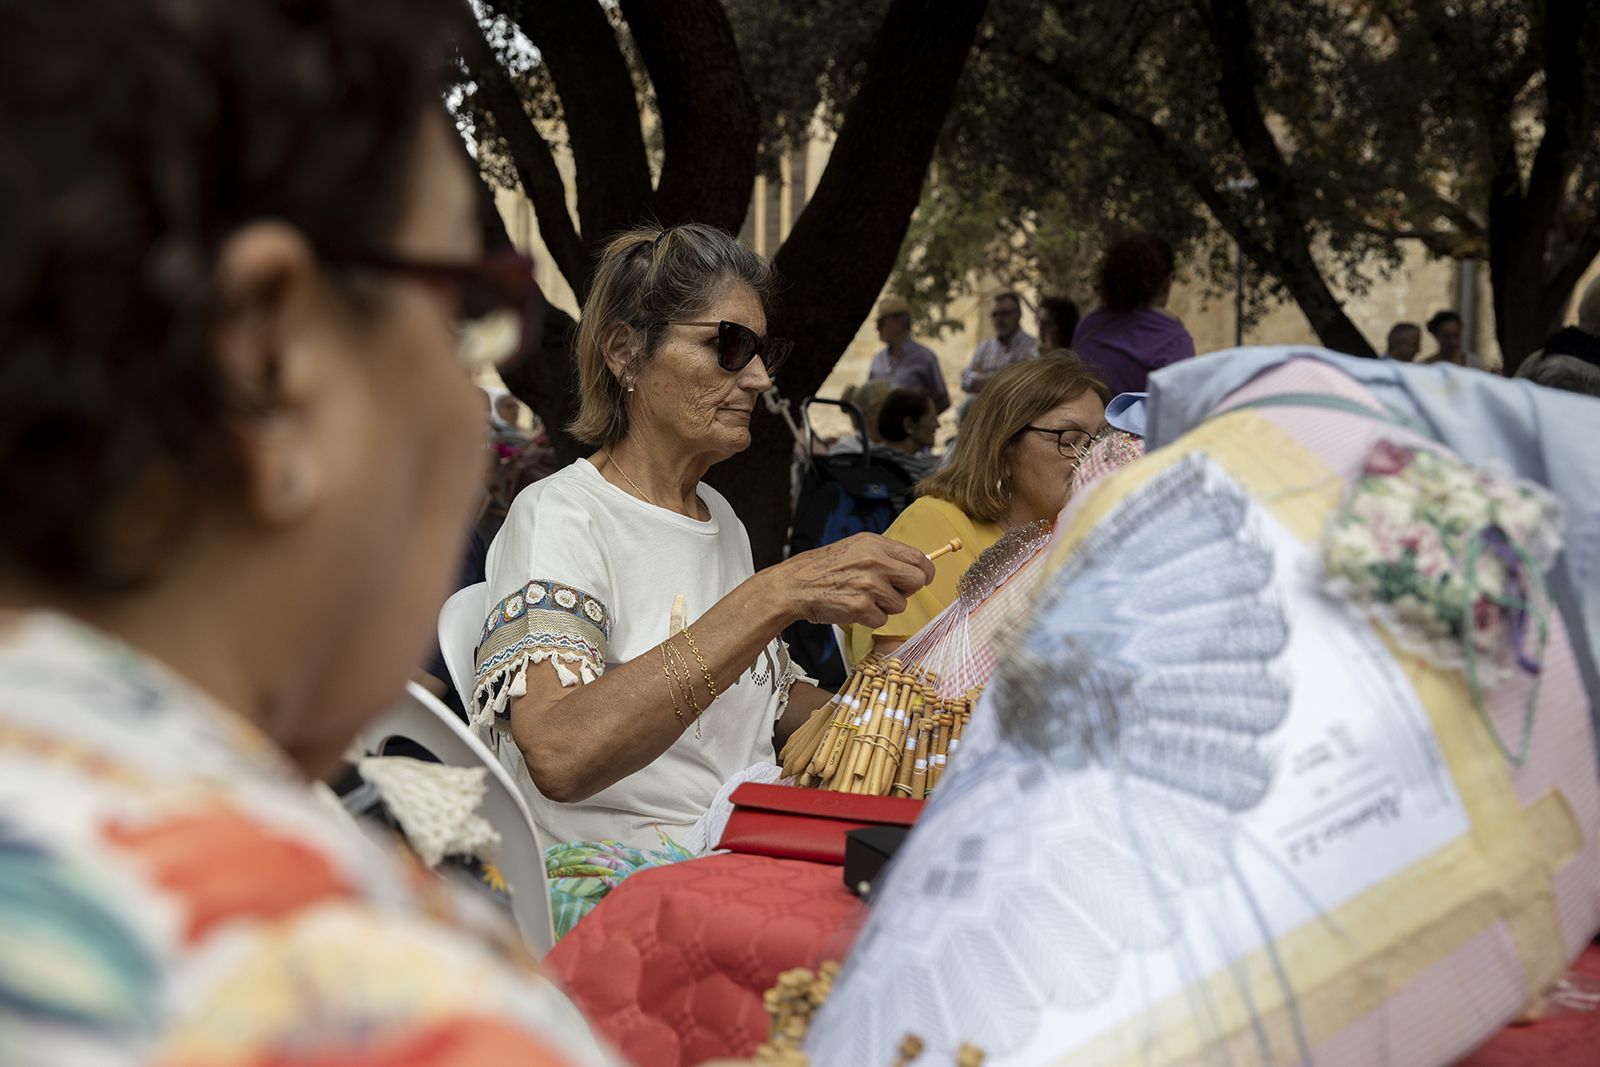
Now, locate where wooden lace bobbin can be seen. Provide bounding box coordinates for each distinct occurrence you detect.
[945,704,968,770]
[822,676,880,785]
[923,715,947,793]
[843,669,898,790]
[891,1034,926,1067]
[804,667,872,780]
[860,670,913,794]
[891,712,922,796]
[909,717,933,798]
[827,675,882,791]
[813,671,871,785]
[877,676,929,795]
[782,666,866,777]
[874,669,919,793]
[780,683,842,765]
[867,685,917,796]
[931,713,957,789]
[955,1043,986,1066]
[780,702,831,777]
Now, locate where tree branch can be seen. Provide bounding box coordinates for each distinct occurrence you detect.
[1354,222,1478,259]
[619,0,759,232]
[765,0,990,399]
[1022,51,1272,266]
[456,2,586,287]
[487,0,653,275]
[1546,221,1600,311]
[1520,0,1593,250]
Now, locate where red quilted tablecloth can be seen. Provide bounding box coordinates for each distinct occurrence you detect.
[1459,941,1600,1066]
[548,853,1600,1067]
[546,854,864,1067]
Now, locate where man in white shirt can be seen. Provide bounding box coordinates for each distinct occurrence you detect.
[867,296,950,413]
[960,291,1037,395]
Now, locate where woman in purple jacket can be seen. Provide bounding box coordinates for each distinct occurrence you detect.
[1072,233,1197,395]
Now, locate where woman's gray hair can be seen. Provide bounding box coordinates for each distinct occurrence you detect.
[570,224,776,446]
[1518,352,1600,398]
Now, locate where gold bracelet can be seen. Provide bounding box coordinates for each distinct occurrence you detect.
[679,625,718,700]
[661,643,690,733]
[665,638,703,739]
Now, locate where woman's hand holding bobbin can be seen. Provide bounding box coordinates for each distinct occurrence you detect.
[770,533,935,629]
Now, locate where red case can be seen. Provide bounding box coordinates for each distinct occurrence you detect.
[715,783,925,865]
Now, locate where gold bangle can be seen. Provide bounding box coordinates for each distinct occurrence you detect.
[661,643,690,733]
[665,638,703,739]
[679,625,718,700]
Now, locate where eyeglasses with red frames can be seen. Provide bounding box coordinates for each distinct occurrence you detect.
[318,247,545,371]
[638,319,792,376]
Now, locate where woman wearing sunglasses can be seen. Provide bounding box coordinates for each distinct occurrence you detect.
[844,353,1111,666]
[475,225,932,907]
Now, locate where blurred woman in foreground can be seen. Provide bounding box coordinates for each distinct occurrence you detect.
[0,1,612,1062]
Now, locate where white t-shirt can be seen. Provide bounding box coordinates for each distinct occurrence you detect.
[476,458,794,850]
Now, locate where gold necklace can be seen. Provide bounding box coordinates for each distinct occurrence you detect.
[605,450,658,508]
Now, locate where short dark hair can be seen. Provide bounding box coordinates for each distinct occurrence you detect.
[1387,322,1421,347]
[991,291,1022,312]
[0,0,452,592]
[1039,295,1080,339]
[1096,234,1176,313]
[1427,310,1462,336]
[877,390,934,443]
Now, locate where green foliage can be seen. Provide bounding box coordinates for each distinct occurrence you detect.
[721,0,888,177]
[870,0,1600,343]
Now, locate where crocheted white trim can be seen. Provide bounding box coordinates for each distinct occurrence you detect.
[356,755,499,868]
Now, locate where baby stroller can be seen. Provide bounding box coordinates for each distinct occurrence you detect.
[783,396,916,687]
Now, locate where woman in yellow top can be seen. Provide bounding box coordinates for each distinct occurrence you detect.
[847,353,1111,663]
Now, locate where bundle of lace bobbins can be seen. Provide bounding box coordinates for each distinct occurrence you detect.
[751,963,987,1066]
[777,654,980,798]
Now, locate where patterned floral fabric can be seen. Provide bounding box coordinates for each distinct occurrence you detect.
[544,838,695,941]
[1324,439,1564,684]
[0,611,616,1067]
[473,578,612,731]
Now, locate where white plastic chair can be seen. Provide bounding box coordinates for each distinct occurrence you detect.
[362,681,555,958]
[439,581,488,718]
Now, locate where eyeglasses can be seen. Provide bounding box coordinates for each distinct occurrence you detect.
[318,247,545,372]
[1018,424,1098,460]
[642,319,792,376]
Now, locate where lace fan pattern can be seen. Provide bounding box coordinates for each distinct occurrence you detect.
[807,456,1325,1066]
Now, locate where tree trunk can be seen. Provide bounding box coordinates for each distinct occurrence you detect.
[709,0,990,566]
[620,0,760,232]
[1270,250,1376,357]
[1203,0,1375,357]
[468,0,988,565]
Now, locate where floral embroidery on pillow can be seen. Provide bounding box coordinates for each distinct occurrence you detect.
[1323,440,1563,756]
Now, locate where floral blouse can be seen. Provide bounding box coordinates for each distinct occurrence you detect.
[0,611,615,1067]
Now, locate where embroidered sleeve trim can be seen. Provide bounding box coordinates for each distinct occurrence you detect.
[470,579,612,734]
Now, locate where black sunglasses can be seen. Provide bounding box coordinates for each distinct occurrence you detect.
[318,247,545,371]
[644,319,792,376]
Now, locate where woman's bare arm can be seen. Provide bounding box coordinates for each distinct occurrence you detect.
[507,534,933,803]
